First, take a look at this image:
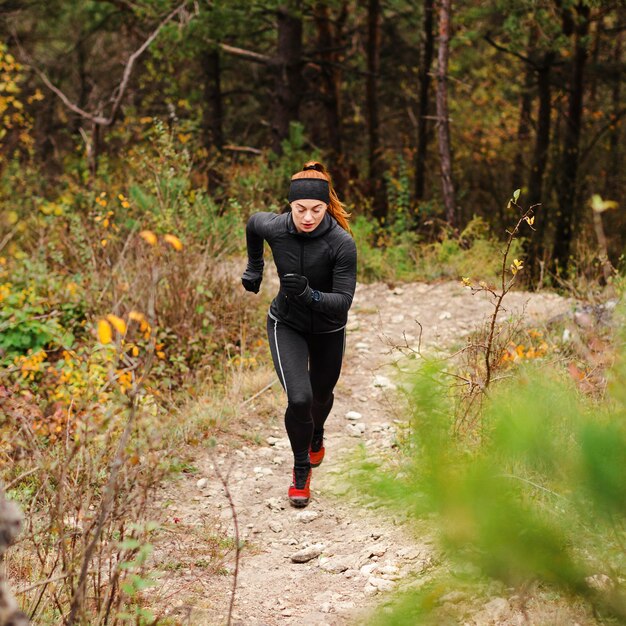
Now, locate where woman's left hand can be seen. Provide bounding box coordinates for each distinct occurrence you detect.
[280,273,309,297]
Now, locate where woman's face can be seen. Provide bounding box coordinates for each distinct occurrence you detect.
[290,198,328,233]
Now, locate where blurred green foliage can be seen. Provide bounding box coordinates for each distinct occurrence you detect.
[355,328,626,623]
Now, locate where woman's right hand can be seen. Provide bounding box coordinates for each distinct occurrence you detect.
[241,267,263,294]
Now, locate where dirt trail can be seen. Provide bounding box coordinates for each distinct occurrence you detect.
[150,281,573,625]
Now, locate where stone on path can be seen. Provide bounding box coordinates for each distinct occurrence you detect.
[346,423,366,436]
[196,478,208,489]
[368,576,395,592]
[290,543,325,563]
[373,375,397,390]
[318,555,354,573]
[296,510,320,523]
[269,521,283,533]
[266,497,285,511]
[345,411,362,420]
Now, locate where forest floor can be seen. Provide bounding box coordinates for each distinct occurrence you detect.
[145,278,598,626]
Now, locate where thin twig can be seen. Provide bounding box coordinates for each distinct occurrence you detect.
[239,379,278,407]
[498,473,566,500]
[211,456,241,626]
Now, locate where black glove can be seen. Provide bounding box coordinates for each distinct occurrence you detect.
[280,273,309,297]
[241,265,263,294]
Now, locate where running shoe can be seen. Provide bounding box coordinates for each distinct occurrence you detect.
[288,464,312,507]
[309,431,325,468]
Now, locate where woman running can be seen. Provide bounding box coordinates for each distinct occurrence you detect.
[241,161,357,507]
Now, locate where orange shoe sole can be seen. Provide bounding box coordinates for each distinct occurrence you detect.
[309,446,325,468]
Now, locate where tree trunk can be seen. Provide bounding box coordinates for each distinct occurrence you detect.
[314,2,344,158]
[527,52,555,211]
[415,0,435,203]
[201,48,224,150]
[606,31,622,198]
[271,6,304,154]
[435,0,456,227]
[552,3,591,273]
[511,50,534,191]
[526,52,555,278]
[367,0,387,221]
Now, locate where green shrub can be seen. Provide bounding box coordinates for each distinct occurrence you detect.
[355,330,626,622]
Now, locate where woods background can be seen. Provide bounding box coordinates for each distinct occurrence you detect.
[2,0,625,275]
[1,1,626,624]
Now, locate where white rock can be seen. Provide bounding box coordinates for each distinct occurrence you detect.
[379,565,399,577]
[586,573,614,591]
[438,591,467,605]
[196,478,208,489]
[269,521,283,533]
[438,311,452,320]
[272,456,284,465]
[355,342,370,350]
[368,576,395,592]
[344,569,358,579]
[346,423,365,437]
[266,436,281,446]
[320,602,332,614]
[484,597,510,620]
[296,510,320,523]
[391,314,405,323]
[363,584,378,596]
[319,556,353,573]
[274,438,290,449]
[360,563,378,577]
[345,410,363,420]
[373,375,397,390]
[393,287,404,295]
[266,498,285,511]
[364,545,387,558]
[291,543,325,563]
[253,466,273,476]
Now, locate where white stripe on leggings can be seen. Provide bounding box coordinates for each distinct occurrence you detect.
[274,318,289,395]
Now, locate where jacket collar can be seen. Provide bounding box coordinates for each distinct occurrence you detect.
[286,210,335,238]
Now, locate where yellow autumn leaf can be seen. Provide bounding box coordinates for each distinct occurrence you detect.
[106,314,127,335]
[139,230,157,245]
[164,234,183,251]
[97,319,112,344]
[590,194,619,214]
[129,310,146,323]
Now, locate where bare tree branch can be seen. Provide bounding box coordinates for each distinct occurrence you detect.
[14,2,191,127]
[207,38,273,65]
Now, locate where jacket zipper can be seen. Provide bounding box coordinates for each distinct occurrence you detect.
[299,240,314,332]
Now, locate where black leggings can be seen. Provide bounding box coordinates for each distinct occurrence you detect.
[266,315,346,463]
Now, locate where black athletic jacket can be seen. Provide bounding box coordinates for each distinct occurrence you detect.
[243,210,357,334]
